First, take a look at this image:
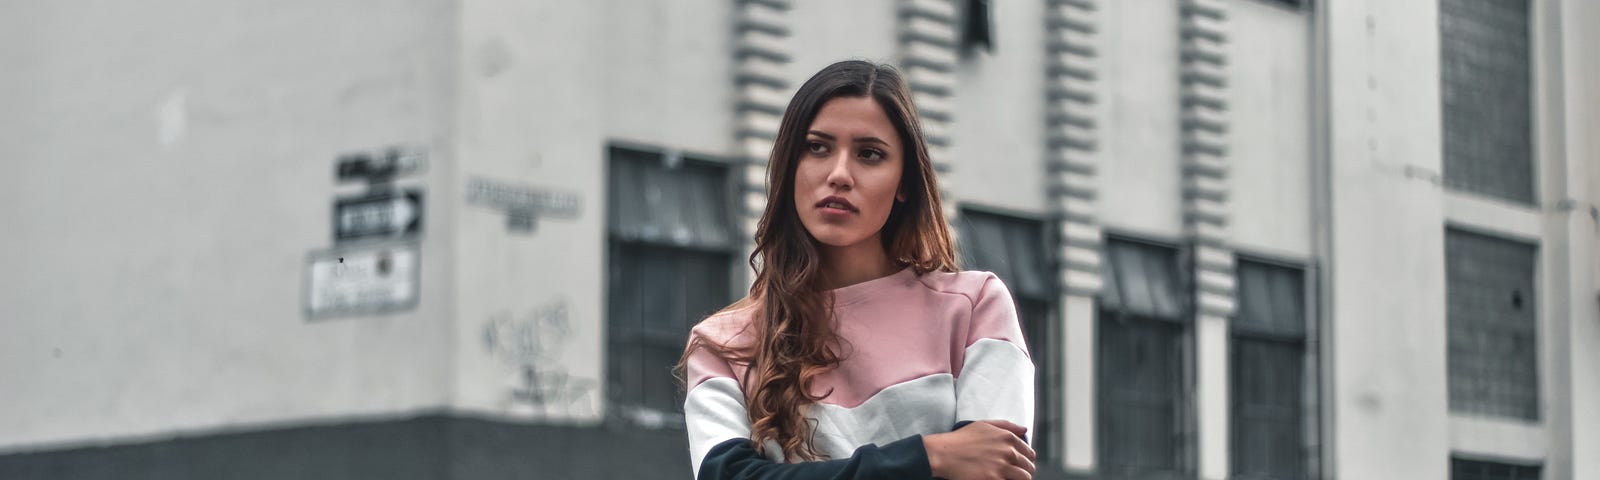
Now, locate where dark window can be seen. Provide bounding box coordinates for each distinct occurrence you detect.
[1446,228,1540,420]
[1099,314,1186,477]
[961,0,994,54]
[1097,238,1191,478]
[958,208,1057,462]
[1440,0,1536,204]
[1245,0,1303,9]
[1451,457,1542,480]
[606,146,736,425]
[1232,259,1309,480]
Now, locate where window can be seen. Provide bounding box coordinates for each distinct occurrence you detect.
[1445,228,1540,420]
[960,0,994,54]
[1232,259,1309,480]
[1245,0,1303,9]
[958,208,1056,462]
[1439,0,1535,204]
[1097,237,1191,478]
[1451,457,1542,480]
[606,146,737,426]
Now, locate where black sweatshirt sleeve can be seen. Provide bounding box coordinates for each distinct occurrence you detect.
[696,435,933,480]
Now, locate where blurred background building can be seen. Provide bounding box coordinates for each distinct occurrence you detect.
[2,0,1597,479]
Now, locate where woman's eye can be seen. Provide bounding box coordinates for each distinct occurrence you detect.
[806,141,828,155]
[860,149,885,161]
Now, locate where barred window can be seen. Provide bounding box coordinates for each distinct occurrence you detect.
[958,208,1057,462]
[1097,237,1191,477]
[606,146,736,426]
[1439,0,1536,204]
[1445,228,1539,420]
[1232,259,1309,480]
[1451,457,1542,480]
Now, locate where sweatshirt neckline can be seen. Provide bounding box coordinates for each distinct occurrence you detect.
[828,266,918,307]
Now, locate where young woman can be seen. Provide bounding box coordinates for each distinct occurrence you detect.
[678,60,1037,480]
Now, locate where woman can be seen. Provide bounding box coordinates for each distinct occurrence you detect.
[678,60,1037,480]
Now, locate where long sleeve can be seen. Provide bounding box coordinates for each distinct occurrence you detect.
[694,435,932,480]
[683,338,934,480]
[952,274,1036,436]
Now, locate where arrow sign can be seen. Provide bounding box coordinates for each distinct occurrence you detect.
[335,189,423,242]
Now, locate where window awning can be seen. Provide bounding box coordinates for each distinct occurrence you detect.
[959,210,1052,301]
[1099,239,1186,320]
[607,147,735,250]
[1234,259,1306,337]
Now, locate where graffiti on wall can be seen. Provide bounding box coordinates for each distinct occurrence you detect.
[481,299,596,416]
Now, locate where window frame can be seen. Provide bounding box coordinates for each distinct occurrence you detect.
[1443,226,1542,422]
[1094,234,1197,479]
[1438,0,1539,205]
[1229,254,1319,480]
[603,142,744,429]
[1449,456,1543,480]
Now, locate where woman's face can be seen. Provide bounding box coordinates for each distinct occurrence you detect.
[793,96,905,250]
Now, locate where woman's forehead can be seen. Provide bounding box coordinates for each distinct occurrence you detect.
[807,96,900,145]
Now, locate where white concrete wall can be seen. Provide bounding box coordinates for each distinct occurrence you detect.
[787,0,900,97]
[1098,0,1184,238]
[1322,1,1452,478]
[1561,1,1600,478]
[0,0,459,451]
[603,0,737,155]
[1227,1,1312,259]
[949,0,1048,215]
[449,0,615,422]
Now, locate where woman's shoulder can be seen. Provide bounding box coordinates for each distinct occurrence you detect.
[912,269,1010,306]
[688,299,760,347]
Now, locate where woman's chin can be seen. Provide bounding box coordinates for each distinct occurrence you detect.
[808,230,874,250]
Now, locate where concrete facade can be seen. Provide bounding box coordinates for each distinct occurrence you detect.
[1,0,461,451]
[2,0,1596,479]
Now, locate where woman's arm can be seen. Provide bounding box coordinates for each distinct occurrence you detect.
[694,434,932,480]
[684,368,932,479]
[953,275,1036,440]
[924,421,1036,480]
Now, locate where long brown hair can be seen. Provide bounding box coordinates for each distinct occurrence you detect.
[678,60,958,461]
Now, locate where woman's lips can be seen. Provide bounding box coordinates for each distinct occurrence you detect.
[816,196,857,218]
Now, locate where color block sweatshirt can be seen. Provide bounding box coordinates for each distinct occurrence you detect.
[682,268,1035,479]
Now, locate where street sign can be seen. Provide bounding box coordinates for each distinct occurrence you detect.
[335,189,423,242]
[304,242,420,319]
[464,177,580,233]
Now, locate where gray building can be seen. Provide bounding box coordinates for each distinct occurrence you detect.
[2,0,1598,479]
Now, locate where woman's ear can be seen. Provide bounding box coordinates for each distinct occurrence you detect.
[896,190,907,203]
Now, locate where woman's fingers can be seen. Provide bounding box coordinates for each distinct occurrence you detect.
[1007,433,1037,461]
[1010,448,1037,474]
[1002,465,1033,480]
[979,419,1028,438]
[934,421,1039,480]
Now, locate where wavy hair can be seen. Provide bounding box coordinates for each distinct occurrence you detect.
[678,60,958,461]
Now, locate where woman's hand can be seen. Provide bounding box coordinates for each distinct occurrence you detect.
[923,420,1036,480]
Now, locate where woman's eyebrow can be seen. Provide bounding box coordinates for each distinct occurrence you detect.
[807,130,891,148]
[853,136,890,148]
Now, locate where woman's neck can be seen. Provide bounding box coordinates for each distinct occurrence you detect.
[818,235,899,290]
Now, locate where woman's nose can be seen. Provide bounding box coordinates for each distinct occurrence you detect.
[825,152,853,190]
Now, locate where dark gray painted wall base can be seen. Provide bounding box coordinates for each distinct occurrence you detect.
[0,414,690,480]
[0,414,1088,479]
